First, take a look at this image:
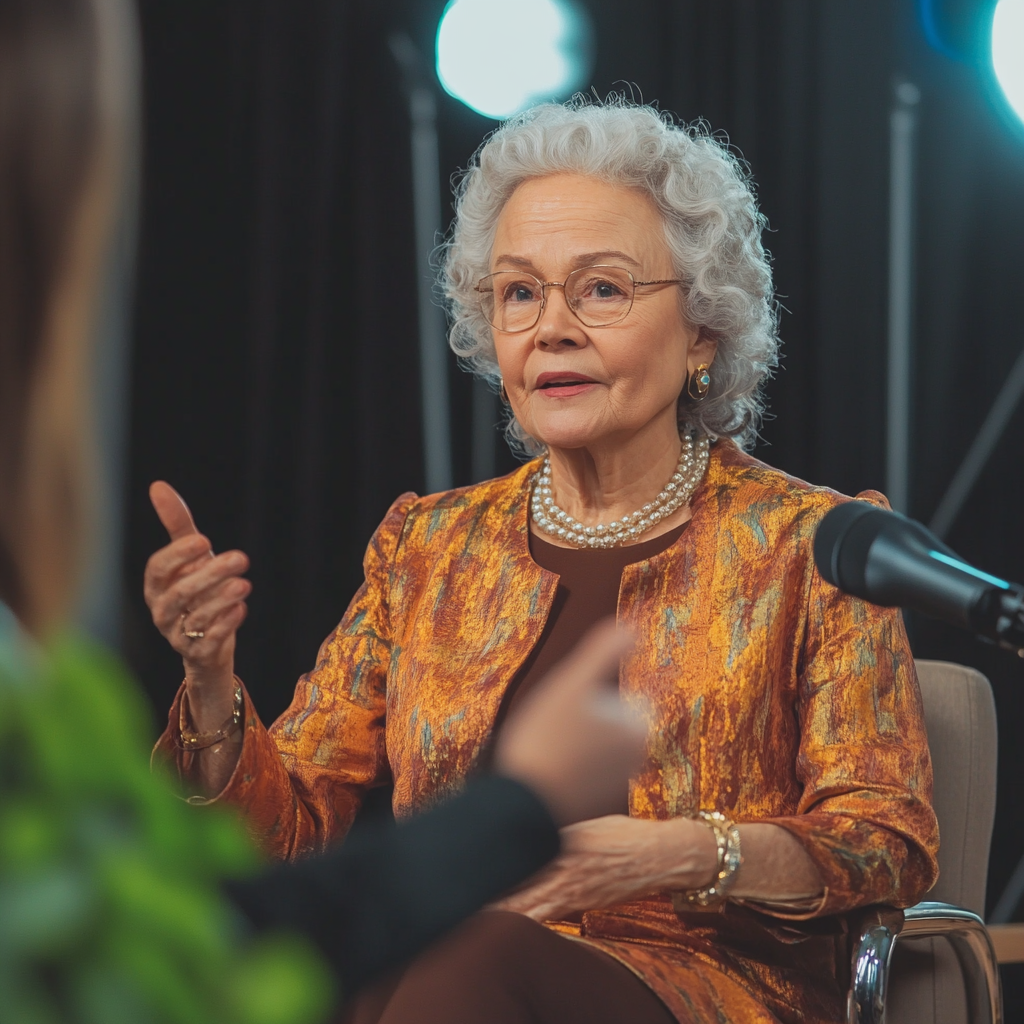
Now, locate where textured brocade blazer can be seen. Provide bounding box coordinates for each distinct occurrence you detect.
[157,440,939,1024]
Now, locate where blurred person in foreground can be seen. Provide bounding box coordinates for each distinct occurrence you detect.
[0,0,646,1020]
[146,99,941,1024]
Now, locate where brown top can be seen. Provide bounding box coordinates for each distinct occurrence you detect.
[503,522,690,720]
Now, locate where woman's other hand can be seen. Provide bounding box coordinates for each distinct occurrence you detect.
[143,481,250,734]
[491,815,824,921]
[489,814,717,921]
[493,621,646,827]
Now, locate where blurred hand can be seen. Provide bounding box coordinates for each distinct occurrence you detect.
[143,481,251,730]
[489,813,717,921]
[493,620,647,827]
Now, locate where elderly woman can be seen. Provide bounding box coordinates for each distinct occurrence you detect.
[148,100,939,1024]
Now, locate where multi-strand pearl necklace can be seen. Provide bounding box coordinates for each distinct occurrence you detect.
[530,433,711,549]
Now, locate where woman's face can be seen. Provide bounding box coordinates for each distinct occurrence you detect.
[489,173,716,453]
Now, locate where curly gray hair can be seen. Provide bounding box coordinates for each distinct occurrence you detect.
[440,97,779,453]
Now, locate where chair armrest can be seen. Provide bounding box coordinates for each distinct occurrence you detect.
[846,902,1002,1024]
[847,905,905,1024]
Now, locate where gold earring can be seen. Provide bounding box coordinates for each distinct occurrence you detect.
[687,364,711,401]
[499,379,510,405]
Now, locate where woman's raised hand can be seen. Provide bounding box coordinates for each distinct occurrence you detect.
[143,481,251,733]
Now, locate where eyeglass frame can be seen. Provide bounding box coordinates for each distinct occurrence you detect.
[473,264,685,333]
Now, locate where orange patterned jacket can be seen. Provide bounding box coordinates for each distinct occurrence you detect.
[155,439,939,1024]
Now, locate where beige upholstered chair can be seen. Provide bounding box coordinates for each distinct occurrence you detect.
[847,660,1002,1024]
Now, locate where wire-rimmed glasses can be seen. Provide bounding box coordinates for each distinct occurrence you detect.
[474,265,683,333]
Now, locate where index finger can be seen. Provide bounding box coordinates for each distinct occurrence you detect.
[145,533,216,589]
[150,480,201,543]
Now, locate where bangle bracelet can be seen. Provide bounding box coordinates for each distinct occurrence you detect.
[178,684,243,751]
[679,811,743,908]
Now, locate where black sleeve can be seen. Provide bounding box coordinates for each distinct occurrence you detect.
[224,774,559,996]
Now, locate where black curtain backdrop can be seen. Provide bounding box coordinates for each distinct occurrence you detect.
[126,0,1024,1008]
[128,0,422,720]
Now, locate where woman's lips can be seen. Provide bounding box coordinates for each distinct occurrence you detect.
[537,382,596,397]
[534,372,599,398]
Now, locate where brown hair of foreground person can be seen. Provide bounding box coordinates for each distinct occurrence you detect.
[0,0,133,637]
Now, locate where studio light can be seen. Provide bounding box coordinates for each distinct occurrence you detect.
[435,0,593,120]
[992,0,1024,125]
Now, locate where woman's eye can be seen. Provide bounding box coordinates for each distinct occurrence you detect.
[504,282,539,303]
[584,278,625,300]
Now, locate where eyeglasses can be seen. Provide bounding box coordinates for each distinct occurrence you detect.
[474,265,683,333]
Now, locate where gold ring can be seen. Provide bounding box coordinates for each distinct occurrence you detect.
[180,611,205,640]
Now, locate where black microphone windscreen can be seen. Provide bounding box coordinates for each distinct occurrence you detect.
[813,501,876,589]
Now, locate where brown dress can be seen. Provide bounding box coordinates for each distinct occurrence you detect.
[156,439,940,1024]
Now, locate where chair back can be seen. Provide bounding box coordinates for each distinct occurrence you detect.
[886,659,997,1024]
[915,659,997,915]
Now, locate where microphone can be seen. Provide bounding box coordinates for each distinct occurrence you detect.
[813,501,1024,654]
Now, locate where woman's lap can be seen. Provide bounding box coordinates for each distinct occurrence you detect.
[343,910,679,1024]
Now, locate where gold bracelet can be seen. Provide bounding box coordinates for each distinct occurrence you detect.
[178,684,243,751]
[680,810,742,908]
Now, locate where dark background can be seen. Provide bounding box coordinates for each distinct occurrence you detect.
[124,0,1024,1009]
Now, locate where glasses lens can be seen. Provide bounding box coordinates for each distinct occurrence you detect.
[479,272,543,332]
[565,267,635,326]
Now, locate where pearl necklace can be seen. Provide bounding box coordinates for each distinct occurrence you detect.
[530,434,710,549]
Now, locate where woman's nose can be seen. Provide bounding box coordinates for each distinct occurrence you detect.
[534,286,586,349]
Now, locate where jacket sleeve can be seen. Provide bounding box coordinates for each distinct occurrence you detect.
[757,491,940,918]
[152,491,418,861]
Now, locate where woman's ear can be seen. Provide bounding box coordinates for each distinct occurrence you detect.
[687,330,719,374]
